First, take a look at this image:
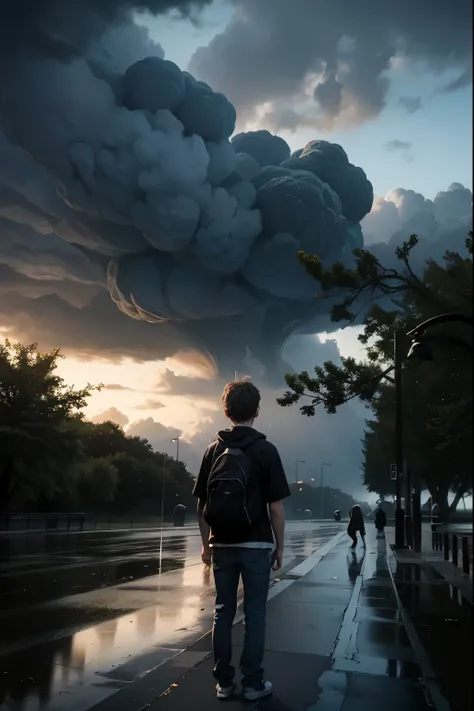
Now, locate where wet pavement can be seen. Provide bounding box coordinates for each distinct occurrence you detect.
[144,531,433,711]
[0,522,341,711]
[388,534,472,711]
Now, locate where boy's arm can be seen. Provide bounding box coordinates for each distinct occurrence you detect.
[263,444,291,570]
[269,500,285,570]
[197,498,211,564]
[193,448,212,564]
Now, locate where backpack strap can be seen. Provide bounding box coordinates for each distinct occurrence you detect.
[208,439,255,475]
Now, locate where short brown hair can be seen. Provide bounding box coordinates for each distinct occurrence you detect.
[222,379,261,423]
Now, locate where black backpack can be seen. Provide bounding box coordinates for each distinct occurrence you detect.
[203,443,261,534]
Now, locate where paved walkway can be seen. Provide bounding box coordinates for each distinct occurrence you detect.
[87,528,472,711]
[88,529,432,711]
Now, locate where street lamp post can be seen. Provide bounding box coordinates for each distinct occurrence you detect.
[295,459,306,483]
[320,463,331,520]
[394,312,472,550]
[394,329,406,549]
[171,437,180,462]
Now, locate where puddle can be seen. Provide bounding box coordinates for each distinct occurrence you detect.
[0,564,216,711]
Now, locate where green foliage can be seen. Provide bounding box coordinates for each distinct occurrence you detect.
[0,340,196,516]
[76,456,119,508]
[0,341,96,509]
[279,235,473,511]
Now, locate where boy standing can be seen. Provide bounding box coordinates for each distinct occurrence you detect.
[193,380,290,701]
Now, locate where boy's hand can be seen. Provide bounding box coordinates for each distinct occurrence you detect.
[271,548,283,572]
[202,544,212,566]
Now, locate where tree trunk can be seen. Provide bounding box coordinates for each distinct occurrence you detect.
[429,484,450,523]
[0,459,14,511]
[449,483,467,516]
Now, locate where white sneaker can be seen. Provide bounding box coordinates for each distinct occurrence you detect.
[216,682,236,699]
[243,681,273,701]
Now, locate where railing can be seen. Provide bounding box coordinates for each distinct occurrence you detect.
[0,513,194,533]
[432,524,473,578]
[0,512,86,532]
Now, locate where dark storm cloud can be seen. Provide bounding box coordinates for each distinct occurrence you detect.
[0,4,375,381]
[384,140,413,152]
[190,0,472,129]
[398,96,423,114]
[155,368,218,399]
[0,2,470,384]
[441,68,473,93]
[1,1,212,58]
[0,292,188,362]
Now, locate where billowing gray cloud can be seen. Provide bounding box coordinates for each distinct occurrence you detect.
[1,1,212,60]
[384,140,413,152]
[135,398,166,410]
[0,5,470,385]
[190,0,472,129]
[90,406,130,427]
[0,8,377,381]
[383,140,414,163]
[361,183,473,269]
[102,383,137,391]
[441,68,472,93]
[398,96,423,114]
[156,368,217,399]
[128,417,182,450]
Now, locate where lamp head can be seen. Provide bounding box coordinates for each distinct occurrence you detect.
[407,337,433,362]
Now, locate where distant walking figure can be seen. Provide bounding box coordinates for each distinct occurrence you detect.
[347,505,366,548]
[374,506,387,535]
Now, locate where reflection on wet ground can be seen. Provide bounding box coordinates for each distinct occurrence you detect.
[328,540,422,681]
[0,532,196,607]
[0,522,341,711]
[390,554,472,711]
[151,533,432,711]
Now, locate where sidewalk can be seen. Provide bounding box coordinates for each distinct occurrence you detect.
[90,530,432,711]
[386,528,472,711]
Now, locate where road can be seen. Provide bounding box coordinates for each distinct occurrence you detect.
[0,521,343,711]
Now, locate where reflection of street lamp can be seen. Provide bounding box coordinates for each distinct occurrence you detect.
[159,453,168,575]
[320,463,331,519]
[295,459,306,483]
[310,478,315,488]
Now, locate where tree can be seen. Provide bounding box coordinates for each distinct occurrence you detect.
[278,236,472,517]
[285,482,368,519]
[78,420,153,461]
[0,341,95,510]
[76,456,119,510]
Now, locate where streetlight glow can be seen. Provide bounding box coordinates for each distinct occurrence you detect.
[295,459,306,483]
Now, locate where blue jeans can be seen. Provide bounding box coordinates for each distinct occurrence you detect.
[212,547,271,689]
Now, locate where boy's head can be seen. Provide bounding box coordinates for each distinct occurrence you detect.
[222,379,261,424]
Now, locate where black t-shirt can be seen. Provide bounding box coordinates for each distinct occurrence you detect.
[193,426,291,545]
